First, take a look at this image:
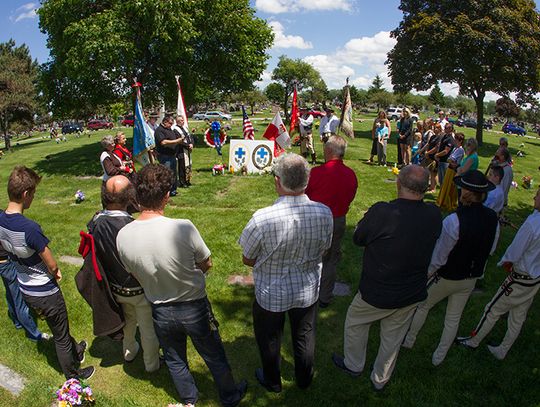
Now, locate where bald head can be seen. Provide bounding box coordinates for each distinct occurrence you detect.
[397,165,429,199]
[102,175,136,210]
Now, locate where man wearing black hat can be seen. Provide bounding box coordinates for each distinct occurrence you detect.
[319,108,339,144]
[402,170,499,366]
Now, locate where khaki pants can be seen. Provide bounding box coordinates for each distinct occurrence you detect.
[403,275,476,365]
[319,216,346,304]
[344,292,418,389]
[300,133,315,155]
[467,274,540,359]
[114,293,161,372]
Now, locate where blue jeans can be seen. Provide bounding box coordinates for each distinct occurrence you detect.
[152,298,242,406]
[0,260,42,340]
[157,154,178,192]
[438,161,449,186]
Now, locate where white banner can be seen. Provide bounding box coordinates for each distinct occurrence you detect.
[229,139,275,174]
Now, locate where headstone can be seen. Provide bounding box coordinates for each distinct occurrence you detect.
[0,364,25,396]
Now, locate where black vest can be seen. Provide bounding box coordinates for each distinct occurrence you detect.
[438,203,498,280]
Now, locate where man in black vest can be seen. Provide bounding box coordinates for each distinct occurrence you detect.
[402,170,499,366]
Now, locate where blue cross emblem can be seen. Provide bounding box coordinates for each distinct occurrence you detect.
[235,147,246,159]
[257,148,269,160]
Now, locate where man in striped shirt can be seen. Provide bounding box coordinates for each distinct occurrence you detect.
[0,166,94,380]
[239,154,333,393]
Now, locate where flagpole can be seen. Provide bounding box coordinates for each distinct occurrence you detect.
[132,77,155,164]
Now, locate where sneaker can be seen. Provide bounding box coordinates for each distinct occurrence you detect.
[454,337,477,350]
[170,191,178,197]
[331,353,362,377]
[77,366,95,381]
[487,344,505,360]
[40,332,53,341]
[77,340,88,363]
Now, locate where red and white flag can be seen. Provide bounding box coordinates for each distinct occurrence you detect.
[241,105,255,140]
[175,75,189,132]
[263,112,290,157]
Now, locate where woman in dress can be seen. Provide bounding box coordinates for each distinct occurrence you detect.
[398,108,414,166]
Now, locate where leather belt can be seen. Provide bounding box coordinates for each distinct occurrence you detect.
[510,271,535,281]
[110,284,144,297]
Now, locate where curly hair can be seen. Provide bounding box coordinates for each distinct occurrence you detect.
[135,164,173,209]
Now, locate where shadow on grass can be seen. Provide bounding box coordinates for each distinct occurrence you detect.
[33,142,103,177]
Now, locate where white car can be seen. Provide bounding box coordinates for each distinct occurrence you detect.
[192,112,206,120]
[386,107,403,121]
[204,111,232,121]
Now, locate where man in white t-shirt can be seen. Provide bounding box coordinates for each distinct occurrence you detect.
[319,108,340,143]
[117,164,246,407]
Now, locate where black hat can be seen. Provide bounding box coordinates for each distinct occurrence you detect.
[454,170,495,193]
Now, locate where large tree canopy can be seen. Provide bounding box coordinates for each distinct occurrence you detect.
[387,0,540,144]
[38,0,273,118]
[0,40,38,150]
[271,56,325,122]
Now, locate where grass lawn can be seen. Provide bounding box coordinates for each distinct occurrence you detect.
[0,114,539,406]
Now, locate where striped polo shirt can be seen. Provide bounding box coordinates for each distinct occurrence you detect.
[0,211,58,297]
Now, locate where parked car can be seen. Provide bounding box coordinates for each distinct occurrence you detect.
[192,112,206,120]
[87,119,114,130]
[121,115,134,127]
[203,111,232,121]
[61,122,83,134]
[386,107,403,121]
[502,122,526,136]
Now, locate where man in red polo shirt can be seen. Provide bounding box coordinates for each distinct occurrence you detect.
[306,135,358,308]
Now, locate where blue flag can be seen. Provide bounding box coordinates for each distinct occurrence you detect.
[133,90,155,165]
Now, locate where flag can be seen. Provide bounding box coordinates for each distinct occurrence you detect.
[289,85,299,136]
[263,112,290,157]
[132,82,155,166]
[241,105,255,140]
[175,75,189,132]
[339,83,354,138]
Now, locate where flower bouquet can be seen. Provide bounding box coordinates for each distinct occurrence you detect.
[55,378,95,406]
[74,190,85,204]
[522,175,533,189]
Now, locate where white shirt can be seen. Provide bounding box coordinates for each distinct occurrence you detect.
[299,114,314,136]
[484,184,505,215]
[239,195,333,312]
[319,115,340,136]
[429,212,500,274]
[498,210,540,278]
[499,163,513,205]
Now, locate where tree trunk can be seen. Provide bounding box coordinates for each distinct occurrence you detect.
[283,85,289,124]
[0,111,10,151]
[473,91,485,146]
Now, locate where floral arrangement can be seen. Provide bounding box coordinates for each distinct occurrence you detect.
[55,378,95,406]
[74,190,85,204]
[212,164,225,176]
[522,175,533,189]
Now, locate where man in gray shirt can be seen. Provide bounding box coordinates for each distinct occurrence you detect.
[117,164,246,407]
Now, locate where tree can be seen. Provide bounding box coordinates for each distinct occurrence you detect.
[271,56,325,122]
[454,96,476,116]
[369,90,395,110]
[429,84,445,108]
[265,82,284,104]
[38,0,273,118]
[387,0,540,144]
[485,100,496,116]
[368,75,384,94]
[0,40,38,150]
[495,97,521,120]
[237,89,267,115]
[349,86,368,106]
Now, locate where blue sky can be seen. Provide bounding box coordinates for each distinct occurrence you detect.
[1,0,538,101]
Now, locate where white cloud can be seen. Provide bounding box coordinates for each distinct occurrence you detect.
[256,0,351,14]
[11,2,38,22]
[269,21,313,49]
[255,70,273,89]
[301,31,396,89]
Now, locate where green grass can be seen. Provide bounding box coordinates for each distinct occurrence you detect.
[0,115,539,406]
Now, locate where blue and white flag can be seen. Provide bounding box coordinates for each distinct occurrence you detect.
[133,86,155,166]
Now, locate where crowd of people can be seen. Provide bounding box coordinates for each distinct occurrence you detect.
[0,120,538,406]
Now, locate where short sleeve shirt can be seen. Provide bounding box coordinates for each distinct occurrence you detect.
[117,216,211,304]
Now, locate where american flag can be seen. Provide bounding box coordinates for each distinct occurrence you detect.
[242,105,255,140]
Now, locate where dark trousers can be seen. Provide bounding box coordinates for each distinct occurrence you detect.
[252,300,318,389]
[0,260,42,340]
[177,154,188,187]
[23,290,84,378]
[152,298,241,407]
[320,216,346,304]
[397,140,403,165]
[157,154,178,192]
